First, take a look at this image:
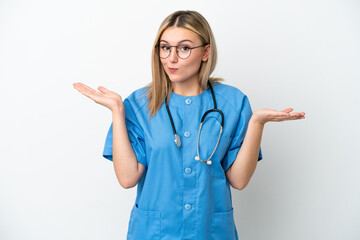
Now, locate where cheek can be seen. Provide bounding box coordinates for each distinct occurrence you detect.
[160,60,169,72]
[160,59,166,67]
[183,57,202,71]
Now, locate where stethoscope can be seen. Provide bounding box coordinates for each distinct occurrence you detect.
[165,80,224,165]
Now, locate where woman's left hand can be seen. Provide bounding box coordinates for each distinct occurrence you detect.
[251,108,305,125]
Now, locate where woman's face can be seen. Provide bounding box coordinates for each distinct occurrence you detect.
[159,26,210,85]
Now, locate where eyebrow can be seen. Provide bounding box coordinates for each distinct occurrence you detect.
[159,39,194,44]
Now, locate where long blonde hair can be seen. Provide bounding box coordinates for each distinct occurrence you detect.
[144,10,224,118]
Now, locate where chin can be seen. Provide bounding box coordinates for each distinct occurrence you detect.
[168,76,185,83]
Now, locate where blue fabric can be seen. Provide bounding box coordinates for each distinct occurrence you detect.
[102,82,263,240]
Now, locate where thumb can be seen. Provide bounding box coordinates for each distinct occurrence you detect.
[282,108,293,113]
[98,86,111,94]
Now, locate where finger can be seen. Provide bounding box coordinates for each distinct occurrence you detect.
[294,115,305,120]
[271,111,305,122]
[277,111,291,117]
[281,108,293,113]
[289,112,299,116]
[74,85,101,100]
[75,83,102,97]
[73,83,90,91]
[98,86,111,94]
[74,82,95,92]
[292,112,305,115]
[291,112,305,117]
[76,87,96,100]
[73,82,89,88]
[77,83,97,93]
[288,114,305,120]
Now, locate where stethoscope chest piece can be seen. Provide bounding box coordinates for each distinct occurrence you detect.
[174,133,181,148]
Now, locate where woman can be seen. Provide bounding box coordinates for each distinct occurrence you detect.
[73,10,305,240]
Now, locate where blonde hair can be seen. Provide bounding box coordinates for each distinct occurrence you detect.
[144,10,224,118]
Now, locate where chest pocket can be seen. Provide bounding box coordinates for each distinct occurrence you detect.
[198,129,232,178]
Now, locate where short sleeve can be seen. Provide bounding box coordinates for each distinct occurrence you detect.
[221,95,263,172]
[102,98,147,168]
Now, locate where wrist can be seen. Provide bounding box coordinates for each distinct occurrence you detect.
[250,115,265,127]
[111,106,125,115]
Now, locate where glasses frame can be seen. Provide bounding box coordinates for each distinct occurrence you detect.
[155,43,209,59]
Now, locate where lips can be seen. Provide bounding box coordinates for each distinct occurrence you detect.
[169,67,178,72]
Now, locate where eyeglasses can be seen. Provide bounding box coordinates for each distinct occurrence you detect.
[155,43,208,59]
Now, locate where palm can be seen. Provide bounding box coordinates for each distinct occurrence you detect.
[73,82,123,111]
[253,108,305,125]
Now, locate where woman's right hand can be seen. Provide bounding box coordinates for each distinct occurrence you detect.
[73,82,124,112]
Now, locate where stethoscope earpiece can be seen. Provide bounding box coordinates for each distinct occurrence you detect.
[195,155,212,165]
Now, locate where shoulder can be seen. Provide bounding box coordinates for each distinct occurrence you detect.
[124,87,150,115]
[212,82,248,110]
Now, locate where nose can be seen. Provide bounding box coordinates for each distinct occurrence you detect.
[168,46,178,63]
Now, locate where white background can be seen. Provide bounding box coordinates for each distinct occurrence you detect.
[0,0,359,239]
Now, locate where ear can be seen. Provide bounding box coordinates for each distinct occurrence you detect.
[202,44,210,62]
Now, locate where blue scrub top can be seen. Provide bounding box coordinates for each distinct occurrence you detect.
[103,82,263,240]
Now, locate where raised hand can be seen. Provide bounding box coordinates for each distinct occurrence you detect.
[252,108,305,125]
[72,82,124,112]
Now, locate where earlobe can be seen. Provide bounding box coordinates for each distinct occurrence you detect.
[202,54,209,62]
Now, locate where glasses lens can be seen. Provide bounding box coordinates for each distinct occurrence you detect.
[158,45,169,59]
[177,44,191,59]
[157,44,192,59]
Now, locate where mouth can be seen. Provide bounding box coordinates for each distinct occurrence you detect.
[168,67,178,72]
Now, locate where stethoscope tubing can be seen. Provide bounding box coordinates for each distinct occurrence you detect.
[165,80,225,164]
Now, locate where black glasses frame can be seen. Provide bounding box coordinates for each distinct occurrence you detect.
[155,43,209,59]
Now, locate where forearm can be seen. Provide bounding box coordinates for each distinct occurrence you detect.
[112,107,139,188]
[226,117,264,189]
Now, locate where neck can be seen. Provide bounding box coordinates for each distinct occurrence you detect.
[172,75,203,96]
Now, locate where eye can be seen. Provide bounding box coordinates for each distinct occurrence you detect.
[179,45,190,51]
[160,45,170,50]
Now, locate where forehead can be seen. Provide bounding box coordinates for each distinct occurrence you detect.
[160,26,200,44]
